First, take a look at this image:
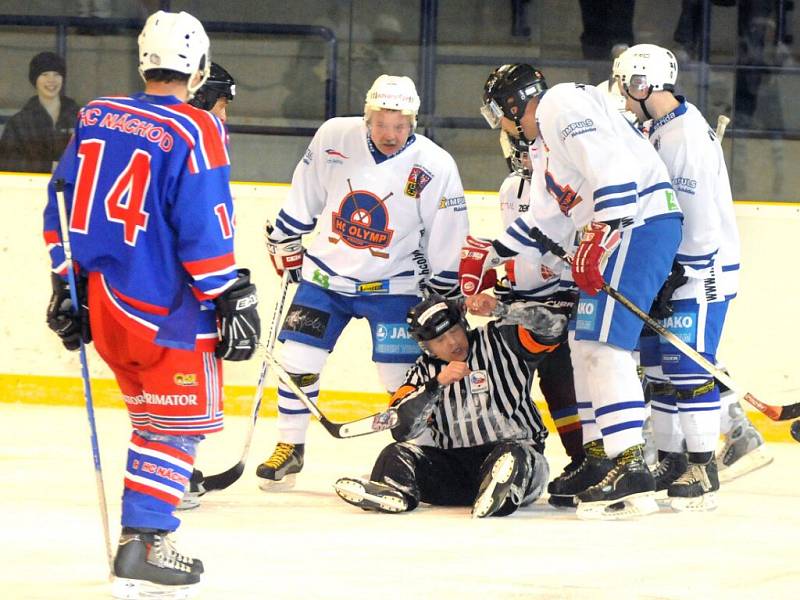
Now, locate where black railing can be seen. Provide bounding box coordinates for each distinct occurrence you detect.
[0,15,337,136]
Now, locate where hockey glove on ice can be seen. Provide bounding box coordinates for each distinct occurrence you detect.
[649,261,688,319]
[46,273,91,351]
[265,221,304,283]
[458,236,507,296]
[215,270,260,361]
[572,221,621,296]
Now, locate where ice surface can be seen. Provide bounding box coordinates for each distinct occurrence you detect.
[1,403,798,600]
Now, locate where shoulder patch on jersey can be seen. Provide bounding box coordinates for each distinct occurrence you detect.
[405,165,433,198]
[560,119,596,141]
[438,195,466,211]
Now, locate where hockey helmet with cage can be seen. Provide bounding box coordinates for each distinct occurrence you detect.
[613,44,678,95]
[364,74,420,128]
[138,10,210,96]
[189,62,236,111]
[481,64,547,130]
[500,131,533,179]
[407,294,467,345]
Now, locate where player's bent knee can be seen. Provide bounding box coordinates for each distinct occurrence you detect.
[280,340,329,374]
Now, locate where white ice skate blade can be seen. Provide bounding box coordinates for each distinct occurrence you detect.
[111,576,199,599]
[175,494,201,511]
[577,492,659,521]
[718,444,773,483]
[333,479,406,513]
[471,452,516,519]
[258,473,297,492]
[670,492,718,512]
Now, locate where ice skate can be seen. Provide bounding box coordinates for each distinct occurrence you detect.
[547,442,613,509]
[576,445,658,520]
[334,477,409,513]
[111,529,202,599]
[651,452,688,499]
[717,403,773,483]
[669,460,720,512]
[256,442,304,491]
[472,445,528,518]
[176,469,205,511]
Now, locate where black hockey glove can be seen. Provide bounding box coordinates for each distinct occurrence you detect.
[214,270,261,361]
[650,261,688,320]
[46,273,91,351]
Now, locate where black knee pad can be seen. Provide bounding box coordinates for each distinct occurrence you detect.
[288,372,320,388]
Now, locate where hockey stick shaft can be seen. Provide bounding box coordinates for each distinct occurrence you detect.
[201,271,291,492]
[263,350,398,438]
[54,179,114,576]
[529,226,791,421]
[715,115,731,141]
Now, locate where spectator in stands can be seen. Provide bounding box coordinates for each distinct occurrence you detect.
[0,52,80,173]
[578,0,635,83]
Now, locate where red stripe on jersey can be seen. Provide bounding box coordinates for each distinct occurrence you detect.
[169,104,229,169]
[183,252,236,278]
[88,100,196,151]
[131,431,194,464]
[43,230,61,245]
[124,478,180,506]
[111,285,170,316]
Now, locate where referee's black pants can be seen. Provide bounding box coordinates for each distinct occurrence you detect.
[370,441,545,512]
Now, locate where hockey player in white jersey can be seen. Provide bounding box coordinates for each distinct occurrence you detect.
[462,64,683,519]
[613,44,770,507]
[256,74,469,488]
[468,130,587,506]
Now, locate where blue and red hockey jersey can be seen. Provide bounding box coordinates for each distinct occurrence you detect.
[43,93,238,351]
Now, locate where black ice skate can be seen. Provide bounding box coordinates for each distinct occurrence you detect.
[716,402,772,483]
[576,445,658,520]
[668,459,720,512]
[111,529,202,599]
[652,452,688,499]
[256,442,304,491]
[547,441,613,509]
[176,469,205,511]
[333,477,409,513]
[472,445,530,518]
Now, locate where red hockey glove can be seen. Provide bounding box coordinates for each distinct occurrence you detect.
[571,221,621,296]
[265,221,304,283]
[458,236,504,296]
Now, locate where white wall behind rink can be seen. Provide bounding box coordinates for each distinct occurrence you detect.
[2,173,798,409]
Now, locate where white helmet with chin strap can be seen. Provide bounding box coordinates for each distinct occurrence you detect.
[613,44,677,120]
[364,74,420,128]
[138,11,211,97]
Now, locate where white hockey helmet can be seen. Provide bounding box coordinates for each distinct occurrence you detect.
[612,44,678,94]
[138,11,211,95]
[595,79,637,124]
[364,74,420,127]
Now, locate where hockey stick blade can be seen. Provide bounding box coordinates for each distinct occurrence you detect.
[199,271,292,493]
[264,350,399,438]
[528,225,793,421]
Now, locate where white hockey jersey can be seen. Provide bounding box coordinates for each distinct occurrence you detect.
[648,100,740,301]
[273,117,469,296]
[535,83,682,231]
[494,138,576,298]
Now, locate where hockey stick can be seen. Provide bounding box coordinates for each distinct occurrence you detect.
[54,179,114,576]
[715,115,731,141]
[529,226,799,421]
[200,271,291,493]
[263,350,399,438]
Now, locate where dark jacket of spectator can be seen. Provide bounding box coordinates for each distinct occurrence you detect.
[0,95,81,173]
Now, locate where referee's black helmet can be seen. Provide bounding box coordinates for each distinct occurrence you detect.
[407,294,466,343]
[189,62,235,111]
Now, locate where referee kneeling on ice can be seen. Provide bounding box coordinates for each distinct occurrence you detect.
[335,292,560,518]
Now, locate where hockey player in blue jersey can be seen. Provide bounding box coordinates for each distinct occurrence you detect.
[43,11,260,597]
[461,64,683,519]
[256,74,469,489]
[613,44,769,509]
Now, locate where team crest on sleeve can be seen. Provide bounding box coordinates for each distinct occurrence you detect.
[404,165,433,198]
[540,264,556,280]
[330,179,394,258]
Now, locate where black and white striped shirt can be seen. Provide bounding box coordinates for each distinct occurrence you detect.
[399,323,547,450]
